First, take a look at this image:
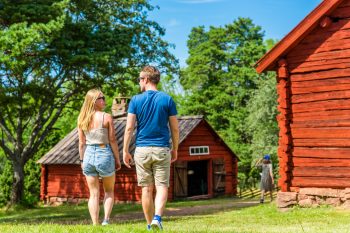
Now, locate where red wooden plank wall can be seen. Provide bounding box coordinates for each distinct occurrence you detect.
[43,165,141,202]
[284,3,350,190]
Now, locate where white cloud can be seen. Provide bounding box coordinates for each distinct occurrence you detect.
[177,0,223,4]
[168,19,181,27]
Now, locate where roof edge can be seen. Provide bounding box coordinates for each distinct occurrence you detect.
[255,0,344,74]
[178,115,203,119]
[178,117,203,145]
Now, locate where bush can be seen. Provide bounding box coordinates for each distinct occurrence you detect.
[22,155,42,207]
[0,158,13,206]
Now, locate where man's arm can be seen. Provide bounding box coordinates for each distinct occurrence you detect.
[123,113,136,168]
[169,115,179,163]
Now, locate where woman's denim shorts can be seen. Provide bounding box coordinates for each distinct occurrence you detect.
[82,144,115,177]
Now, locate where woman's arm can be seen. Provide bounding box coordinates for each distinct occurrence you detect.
[78,128,86,169]
[269,164,274,183]
[106,113,121,171]
[255,157,263,167]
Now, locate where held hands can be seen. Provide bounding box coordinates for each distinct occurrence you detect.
[123,152,134,169]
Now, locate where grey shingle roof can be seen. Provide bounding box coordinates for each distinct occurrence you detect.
[38,115,204,165]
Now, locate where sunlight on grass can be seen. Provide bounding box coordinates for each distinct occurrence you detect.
[2,198,350,232]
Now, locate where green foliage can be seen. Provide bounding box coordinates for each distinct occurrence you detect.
[180,17,265,129]
[23,156,41,207]
[179,17,268,180]
[0,0,178,204]
[265,38,279,50]
[22,128,66,207]
[159,74,184,106]
[249,166,261,182]
[0,158,12,206]
[247,72,279,168]
[176,18,280,185]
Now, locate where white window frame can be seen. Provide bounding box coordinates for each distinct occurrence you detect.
[189,146,210,156]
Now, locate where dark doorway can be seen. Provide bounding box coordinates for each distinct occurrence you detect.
[187,160,208,197]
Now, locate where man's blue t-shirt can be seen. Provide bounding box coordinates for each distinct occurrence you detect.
[128,90,177,147]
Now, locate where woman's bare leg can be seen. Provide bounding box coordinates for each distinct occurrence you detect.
[86,176,100,225]
[260,190,265,203]
[102,175,115,221]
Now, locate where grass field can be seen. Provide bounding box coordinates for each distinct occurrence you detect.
[1,192,350,233]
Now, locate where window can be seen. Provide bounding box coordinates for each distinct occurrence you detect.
[189,146,209,156]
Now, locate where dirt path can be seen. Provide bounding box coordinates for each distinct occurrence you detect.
[110,199,259,223]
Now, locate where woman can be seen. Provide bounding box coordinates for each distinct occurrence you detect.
[259,154,274,203]
[77,89,121,225]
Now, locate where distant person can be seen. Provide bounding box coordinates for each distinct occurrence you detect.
[123,65,179,231]
[259,154,274,203]
[77,89,121,225]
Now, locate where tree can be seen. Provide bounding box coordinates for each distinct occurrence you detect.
[246,71,279,181]
[179,18,266,179]
[0,0,177,204]
[246,38,279,181]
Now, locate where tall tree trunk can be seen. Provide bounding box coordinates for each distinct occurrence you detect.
[10,161,24,205]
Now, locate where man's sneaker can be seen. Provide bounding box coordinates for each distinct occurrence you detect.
[151,215,163,230]
[101,219,109,226]
[147,224,151,231]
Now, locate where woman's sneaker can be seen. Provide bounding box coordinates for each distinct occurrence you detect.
[151,215,163,230]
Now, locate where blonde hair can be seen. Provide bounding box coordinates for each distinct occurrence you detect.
[77,89,101,131]
[141,65,160,84]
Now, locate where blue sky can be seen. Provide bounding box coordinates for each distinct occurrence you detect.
[148,0,322,67]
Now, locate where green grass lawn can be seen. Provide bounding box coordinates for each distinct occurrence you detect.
[1,196,350,233]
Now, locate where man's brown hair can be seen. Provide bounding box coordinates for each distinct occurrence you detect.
[141,65,160,84]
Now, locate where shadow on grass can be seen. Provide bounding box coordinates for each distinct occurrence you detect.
[0,197,263,225]
[0,202,142,225]
[239,188,278,200]
[0,204,89,224]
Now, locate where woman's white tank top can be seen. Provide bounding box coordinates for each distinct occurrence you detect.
[84,113,109,144]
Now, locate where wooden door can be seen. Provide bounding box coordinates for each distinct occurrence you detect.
[174,161,188,198]
[213,158,226,195]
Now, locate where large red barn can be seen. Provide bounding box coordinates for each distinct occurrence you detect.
[38,112,238,204]
[256,0,350,207]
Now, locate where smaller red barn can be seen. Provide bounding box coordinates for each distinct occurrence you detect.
[38,112,238,204]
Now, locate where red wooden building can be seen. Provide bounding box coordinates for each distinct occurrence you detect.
[256,0,350,207]
[38,115,238,204]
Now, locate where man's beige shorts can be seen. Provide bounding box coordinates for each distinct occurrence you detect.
[134,147,171,187]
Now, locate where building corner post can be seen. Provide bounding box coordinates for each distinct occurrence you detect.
[40,165,48,202]
[276,59,292,192]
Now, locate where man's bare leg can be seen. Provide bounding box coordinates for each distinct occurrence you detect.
[142,185,155,224]
[154,185,168,216]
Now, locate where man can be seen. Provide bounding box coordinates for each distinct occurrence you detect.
[123,65,179,231]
